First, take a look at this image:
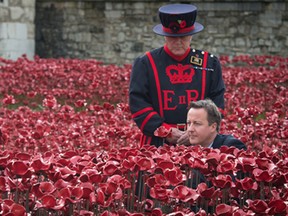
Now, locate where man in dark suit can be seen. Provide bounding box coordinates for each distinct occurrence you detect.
[185,99,246,214]
[186,99,246,150]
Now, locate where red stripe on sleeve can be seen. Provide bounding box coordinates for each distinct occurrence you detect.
[140,134,145,148]
[131,107,154,118]
[140,135,152,147]
[140,111,158,131]
[146,52,164,117]
[145,136,152,146]
[201,52,208,100]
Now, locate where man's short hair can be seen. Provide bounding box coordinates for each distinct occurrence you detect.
[188,99,222,132]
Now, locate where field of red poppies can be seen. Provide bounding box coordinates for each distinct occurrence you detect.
[0,55,287,215]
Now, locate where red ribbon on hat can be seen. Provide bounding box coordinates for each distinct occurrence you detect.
[162,25,195,34]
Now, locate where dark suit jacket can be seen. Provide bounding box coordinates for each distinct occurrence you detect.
[189,134,246,189]
[211,134,247,150]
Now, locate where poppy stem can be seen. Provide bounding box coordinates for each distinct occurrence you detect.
[126,172,132,211]
[130,172,136,212]
[141,172,147,212]
[213,194,218,213]
[68,203,73,215]
[136,170,144,211]
[205,199,208,213]
[15,177,19,203]
[25,189,30,212]
[93,204,99,215]
[260,181,265,200]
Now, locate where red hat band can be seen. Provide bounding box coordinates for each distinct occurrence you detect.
[162,25,195,34]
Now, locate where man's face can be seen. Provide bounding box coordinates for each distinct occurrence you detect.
[165,35,192,56]
[187,108,217,147]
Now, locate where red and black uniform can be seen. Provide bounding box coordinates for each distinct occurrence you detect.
[129,45,225,147]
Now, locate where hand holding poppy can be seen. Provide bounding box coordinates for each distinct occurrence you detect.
[176,131,191,146]
[165,128,185,144]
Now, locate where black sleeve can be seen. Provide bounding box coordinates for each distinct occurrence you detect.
[207,56,226,110]
[224,135,247,150]
[129,56,164,136]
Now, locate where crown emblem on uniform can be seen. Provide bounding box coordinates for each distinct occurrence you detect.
[166,64,195,84]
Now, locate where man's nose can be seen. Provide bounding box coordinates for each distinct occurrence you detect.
[187,123,194,132]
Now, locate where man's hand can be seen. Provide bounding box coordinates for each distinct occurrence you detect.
[165,128,185,144]
[176,131,191,146]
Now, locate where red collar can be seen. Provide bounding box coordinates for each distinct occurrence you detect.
[164,45,191,62]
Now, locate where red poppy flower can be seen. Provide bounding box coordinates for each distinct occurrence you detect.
[158,160,174,171]
[215,203,235,216]
[77,210,94,216]
[36,194,65,210]
[0,129,7,145]
[135,156,154,171]
[79,182,94,199]
[55,166,77,181]
[11,161,29,176]
[58,187,72,202]
[108,174,131,189]
[102,102,115,110]
[151,208,162,216]
[179,20,187,28]
[147,173,169,188]
[197,183,218,199]
[237,156,256,173]
[206,152,220,169]
[192,158,208,172]
[71,187,84,200]
[150,184,171,202]
[212,174,233,189]
[164,167,186,186]
[236,177,258,191]
[54,179,71,189]
[89,172,103,184]
[39,181,55,195]
[15,152,31,161]
[1,200,27,216]
[255,158,276,171]
[74,99,87,108]
[96,188,105,205]
[171,185,199,203]
[252,168,274,182]
[216,159,236,174]
[246,199,268,213]
[267,199,287,215]
[27,91,37,98]
[89,191,97,204]
[154,126,172,138]
[31,157,51,172]
[31,182,55,198]
[42,95,58,109]
[122,156,137,172]
[2,94,16,105]
[79,173,89,182]
[0,176,9,192]
[168,22,180,33]
[103,162,119,175]
[142,199,154,212]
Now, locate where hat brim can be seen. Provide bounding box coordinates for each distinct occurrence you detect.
[153,22,204,37]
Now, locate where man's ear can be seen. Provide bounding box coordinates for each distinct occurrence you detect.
[211,122,217,131]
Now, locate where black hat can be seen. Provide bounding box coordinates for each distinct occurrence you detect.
[153,4,204,37]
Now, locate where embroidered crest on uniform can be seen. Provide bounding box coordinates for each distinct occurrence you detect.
[190,56,203,66]
[166,64,195,84]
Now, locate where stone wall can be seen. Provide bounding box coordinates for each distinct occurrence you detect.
[35,0,288,65]
[0,0,35,60]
